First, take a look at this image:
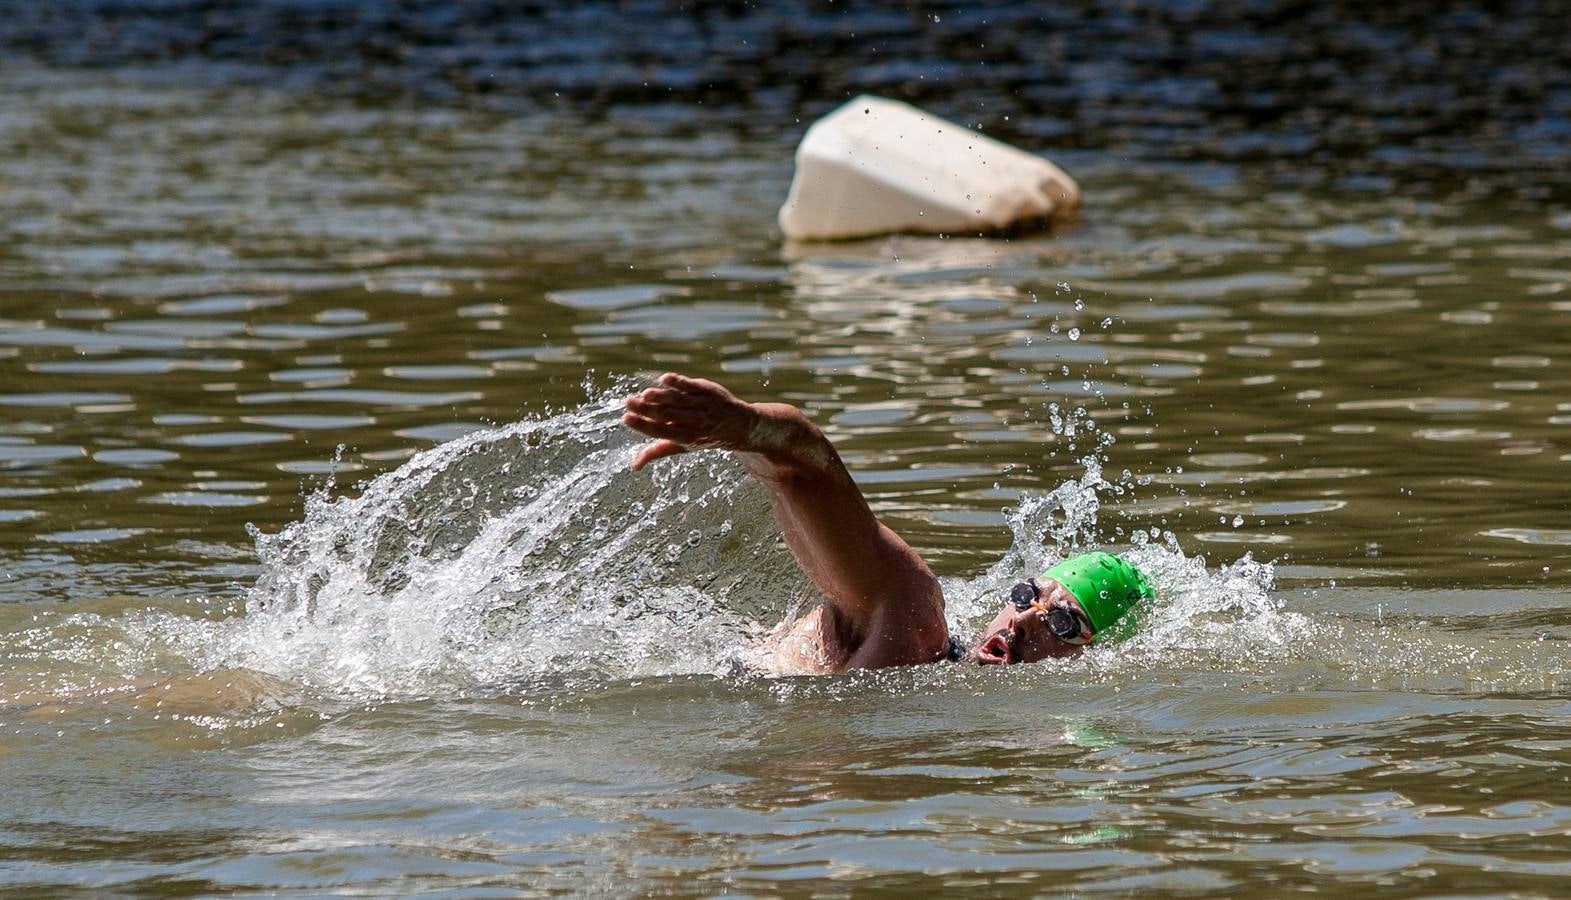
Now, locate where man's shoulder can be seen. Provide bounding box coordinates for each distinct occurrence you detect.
[754,596,953,674]
[847,595,952,669]
[755,606,846,675]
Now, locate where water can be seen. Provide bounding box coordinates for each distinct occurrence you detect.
[5,2,1571,893]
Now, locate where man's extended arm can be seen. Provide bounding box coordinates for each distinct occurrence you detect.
[622,373,946,661]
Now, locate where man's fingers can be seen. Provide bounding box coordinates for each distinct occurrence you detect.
[621,411,697,442]
[628,386,704,413]
[623,400,705,430]
[657,372,704,390]
[658,372,730,400]
[631,404,707,429]
[631,439,687,471]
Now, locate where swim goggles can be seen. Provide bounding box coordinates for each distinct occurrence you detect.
[1009,579,1093,645]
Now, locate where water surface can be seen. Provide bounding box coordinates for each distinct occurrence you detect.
[4,3,1571,894]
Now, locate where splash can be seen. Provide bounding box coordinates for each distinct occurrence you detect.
[8,381,1563,721]
[184,383,808,697]
[948,381,1293,661]
[184,372,1281,698]
[946,447,1290,658]
[951,446,1566,693]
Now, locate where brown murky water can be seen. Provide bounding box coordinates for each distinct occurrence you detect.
[3,4,1571,894]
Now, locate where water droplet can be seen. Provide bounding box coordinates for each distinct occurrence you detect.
[1232,516,1244,528]
[1068,328,1081,341]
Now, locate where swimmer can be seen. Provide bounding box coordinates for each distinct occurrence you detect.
[623,373,1152,673]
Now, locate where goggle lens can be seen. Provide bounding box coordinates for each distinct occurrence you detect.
[1006,580,1092,644]
[1009,580,1039,611]
[1044,606,1081,640]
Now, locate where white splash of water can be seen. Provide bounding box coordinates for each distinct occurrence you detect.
[171,385,806,698]
[943,419,1297,661]
[948,547,1287,659]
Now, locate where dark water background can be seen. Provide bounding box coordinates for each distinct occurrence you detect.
[3,1,1571,895]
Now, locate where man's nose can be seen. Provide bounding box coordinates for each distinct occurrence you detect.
[1008,611,1037,638]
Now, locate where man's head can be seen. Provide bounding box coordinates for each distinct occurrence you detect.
[971,551,1153,665]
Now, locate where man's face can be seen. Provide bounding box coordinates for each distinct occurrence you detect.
[970,578,1092,665]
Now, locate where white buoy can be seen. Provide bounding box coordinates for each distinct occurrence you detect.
[777,95,1080,242]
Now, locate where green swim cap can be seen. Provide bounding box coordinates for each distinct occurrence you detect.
[1041,551,1153,644]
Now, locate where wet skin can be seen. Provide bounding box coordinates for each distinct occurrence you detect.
[624,373,948,673]
[624,373,1092,671]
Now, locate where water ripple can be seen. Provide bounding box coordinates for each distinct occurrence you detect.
[237,389,483,408]
[0,392,132,407]
[1481,528,1571,546]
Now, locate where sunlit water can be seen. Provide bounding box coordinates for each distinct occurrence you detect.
[5,4,1571,893]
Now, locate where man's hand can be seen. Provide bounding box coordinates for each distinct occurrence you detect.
[622,373,756,470]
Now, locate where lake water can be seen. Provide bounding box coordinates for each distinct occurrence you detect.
[3,2,1571,894]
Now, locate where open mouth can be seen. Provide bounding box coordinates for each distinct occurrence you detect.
[975,629,1017,665]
